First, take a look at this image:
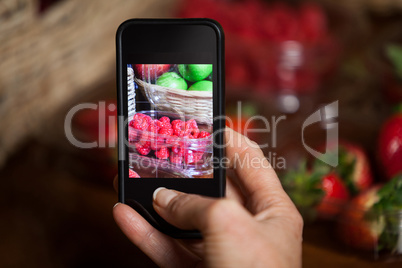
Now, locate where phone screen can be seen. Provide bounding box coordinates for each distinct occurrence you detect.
[127,63,213,179]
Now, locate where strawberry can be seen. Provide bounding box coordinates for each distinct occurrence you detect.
[281,160,350,219]
[337,186,382,251]
[129,169,140,178]
[338,143,374,194]
[378,104,402,180]
[337,175,402,251]
[316,173,350,217]
[317,143,374,195]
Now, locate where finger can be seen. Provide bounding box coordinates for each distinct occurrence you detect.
[153,188,250,232]
[113,175,118,193]
[224,127,294,214]
[113,203,199,267]
[176,239,204,259]
[226,172,246,205]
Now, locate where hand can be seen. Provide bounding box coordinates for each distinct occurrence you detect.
[113,128,303,268]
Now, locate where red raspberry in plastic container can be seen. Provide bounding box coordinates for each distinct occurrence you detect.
[157,116,171,129]
[128,127,138,142]
[150,136,165,151]
[135,141,151,155]
[166,135,179,146]
[172,146,185,156]
[198,131,210,139]
[147,119,160,133]
[184,149,203,164]
[140,131,154,143]
[170,153,183,165]
[197,131,211,147]
[155,146,170,159]
[172,119,185,137]
[184,119,200,139]
[159,127,173,136]
[131,113,151,130]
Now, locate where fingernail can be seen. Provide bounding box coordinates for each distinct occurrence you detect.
[153,187,177,208]
[153,187,166,200]
[113,202,121,209]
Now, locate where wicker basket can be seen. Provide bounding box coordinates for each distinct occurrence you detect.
[0,0,179,167]
[135,77,213,124]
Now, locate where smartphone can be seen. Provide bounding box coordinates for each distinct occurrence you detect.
[116,19,225,238]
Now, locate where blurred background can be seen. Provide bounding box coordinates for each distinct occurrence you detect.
[1,0,402,267]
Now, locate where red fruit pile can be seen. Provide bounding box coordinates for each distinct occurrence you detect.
[129,169,140,178]
[178,0,337,93]
[129,113,211,164]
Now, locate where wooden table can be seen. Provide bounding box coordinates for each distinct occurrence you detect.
[1,139,401,267]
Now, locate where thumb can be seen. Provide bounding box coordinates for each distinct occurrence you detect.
[153,188,246,232]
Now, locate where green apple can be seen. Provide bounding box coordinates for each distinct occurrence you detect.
[156,72,187,90]
[178,64,212,82]
[188,80,213,92]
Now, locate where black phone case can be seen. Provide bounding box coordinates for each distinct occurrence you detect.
[116,18,225,238]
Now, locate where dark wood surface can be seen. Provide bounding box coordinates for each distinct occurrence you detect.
[1,138,401,267]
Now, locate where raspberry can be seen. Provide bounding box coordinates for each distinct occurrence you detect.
[135,141,151,155]
[155,146,169,159]
[170,153,183,164]
[185,119,198,129]
[166,135,179,146]
[198,131,210,139]
[133,113,150,121]
[147,119,160,133]
[159,127,173,136]
[157,116,172,129]
[131,113,151,130]
[172,146,185,156]
[172,120,185,137]
[184,149,203,164]
[159,116,170,125]
[129,169,140,178]
[128,128,139,142]
[193,151,204,162]
[185,119,200,139]
[150,136,165,150]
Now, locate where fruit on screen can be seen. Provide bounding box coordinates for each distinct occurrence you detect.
[156,72,188,90]
[188,80,213,92]
[178,64,213,82]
